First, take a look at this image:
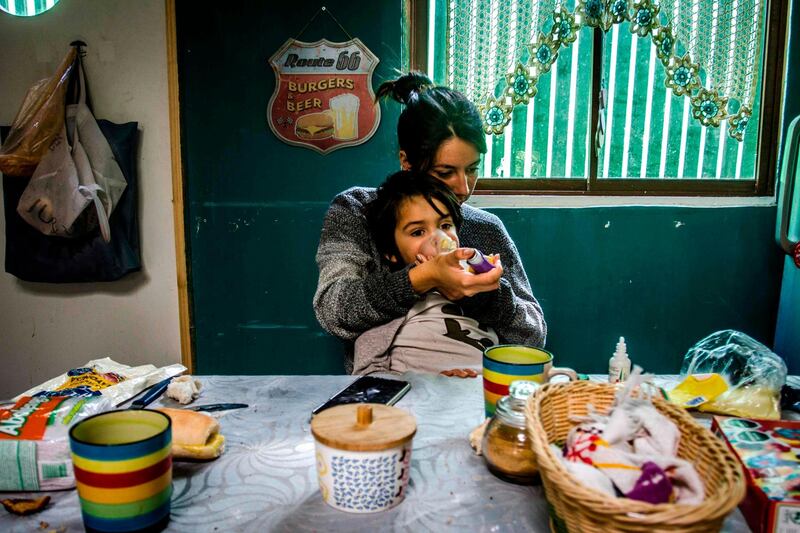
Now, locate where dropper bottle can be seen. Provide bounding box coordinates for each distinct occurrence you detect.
[608,336,631,383]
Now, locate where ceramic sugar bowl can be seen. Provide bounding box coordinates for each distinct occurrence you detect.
[310,403,416,513]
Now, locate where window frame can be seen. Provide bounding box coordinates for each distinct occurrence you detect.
[405,0,789,197]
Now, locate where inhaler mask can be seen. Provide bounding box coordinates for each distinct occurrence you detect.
[418,229,458,258]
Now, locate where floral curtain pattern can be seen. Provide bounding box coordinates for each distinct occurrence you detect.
[446,0,763,141]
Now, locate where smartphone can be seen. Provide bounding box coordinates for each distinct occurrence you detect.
[311,376,411,415]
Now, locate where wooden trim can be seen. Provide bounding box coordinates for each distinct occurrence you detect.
[476,177,758,196]
[477,179,586,192]
[165,0,194,373]
[407,0,429,72]
[754,0,790,196]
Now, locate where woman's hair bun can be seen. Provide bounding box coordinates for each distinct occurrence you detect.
[375,71,434,104]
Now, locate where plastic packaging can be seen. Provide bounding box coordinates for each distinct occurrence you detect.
[0,395,110,491]
[678,330,787,420]
[418,229,458,258]
[14,357,186,406]
[668,373,729,408]
[608,336,631,383]
[0,358,186,492]
[0,47,77,177]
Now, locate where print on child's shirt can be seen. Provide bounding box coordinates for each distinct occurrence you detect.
[442,303,495,352]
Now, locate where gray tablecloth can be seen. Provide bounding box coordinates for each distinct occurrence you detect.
[1,374,751,532]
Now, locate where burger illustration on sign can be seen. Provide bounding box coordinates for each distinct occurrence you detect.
[267,38,380,154]
[295,112,334,140]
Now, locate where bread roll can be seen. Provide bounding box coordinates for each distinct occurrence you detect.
[156,408,225,460]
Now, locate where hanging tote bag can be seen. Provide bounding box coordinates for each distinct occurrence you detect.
[0,47,77,177]
[3,120,142,283]
[16,52,127,243]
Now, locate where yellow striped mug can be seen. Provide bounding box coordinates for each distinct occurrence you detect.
[483,345,577,417]
[69,409,172,533]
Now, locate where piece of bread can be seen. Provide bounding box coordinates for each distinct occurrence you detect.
[166,375,202,405]
[295,112,333,140]
[1,496,50,516]
[157,408,225,460]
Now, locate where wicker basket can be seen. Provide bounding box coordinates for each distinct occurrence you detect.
[526,381,746,532]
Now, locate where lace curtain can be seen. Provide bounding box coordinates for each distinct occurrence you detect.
[446,0,763,141]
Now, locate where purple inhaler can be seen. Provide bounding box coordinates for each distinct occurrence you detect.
[466,249,496,273]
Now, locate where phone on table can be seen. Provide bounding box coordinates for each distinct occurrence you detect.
[311,375,411,415]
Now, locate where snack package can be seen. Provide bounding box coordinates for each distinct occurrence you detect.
[0,395,110,491]
[668,373,730,408]
[679,330,787,420]
[0,358,185,491]
[14,357,186,406]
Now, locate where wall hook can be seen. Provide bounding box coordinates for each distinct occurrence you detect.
[70,40,88,57]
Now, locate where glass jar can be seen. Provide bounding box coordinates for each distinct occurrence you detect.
[481,380,539,484]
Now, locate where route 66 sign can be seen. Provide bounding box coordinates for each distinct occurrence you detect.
[267,38,381,154]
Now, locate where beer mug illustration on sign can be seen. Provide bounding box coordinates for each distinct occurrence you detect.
[329,93,359,140]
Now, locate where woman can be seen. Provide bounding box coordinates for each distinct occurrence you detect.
[314,72,546,373]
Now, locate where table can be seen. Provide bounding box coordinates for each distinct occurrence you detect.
[1,374,752,532]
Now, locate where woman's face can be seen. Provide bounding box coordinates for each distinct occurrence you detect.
[428,137,482,203]
[391,195,459,265]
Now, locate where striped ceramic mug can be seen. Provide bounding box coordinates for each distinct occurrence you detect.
[483,345,577,417]
[69,409,172,533]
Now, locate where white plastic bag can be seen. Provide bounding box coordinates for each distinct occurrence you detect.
[17,53,127,242]
[14,357,186,406]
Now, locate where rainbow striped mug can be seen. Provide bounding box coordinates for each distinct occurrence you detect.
[483,345,577,417]
[69,409,172,533]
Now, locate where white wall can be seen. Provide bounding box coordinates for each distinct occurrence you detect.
[0,0,181,397]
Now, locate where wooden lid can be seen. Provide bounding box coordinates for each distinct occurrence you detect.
[311,403,417,452]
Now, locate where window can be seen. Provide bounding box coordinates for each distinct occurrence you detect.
[408,0,788,196]
[0,0,60,17]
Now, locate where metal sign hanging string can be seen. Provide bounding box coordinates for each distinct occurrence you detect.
[294,6,355,42]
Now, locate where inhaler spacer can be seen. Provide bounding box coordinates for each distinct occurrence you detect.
[419,229,458,258]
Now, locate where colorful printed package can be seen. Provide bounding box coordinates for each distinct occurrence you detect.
[0,396,109,491]
[0,358,185,491]
[712,416,800,533]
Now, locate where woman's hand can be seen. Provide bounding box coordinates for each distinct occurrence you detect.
[440,368,479,378]
[409,248,503,300]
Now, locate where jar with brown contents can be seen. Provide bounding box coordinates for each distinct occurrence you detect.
[481,381,539,484]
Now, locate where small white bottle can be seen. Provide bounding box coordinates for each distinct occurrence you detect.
[608,336,631,384]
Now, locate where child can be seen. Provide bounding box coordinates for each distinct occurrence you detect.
[353,170,498,376]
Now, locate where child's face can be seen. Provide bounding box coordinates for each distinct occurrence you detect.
[391,195,459,265]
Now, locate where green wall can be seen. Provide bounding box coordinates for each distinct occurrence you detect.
[177,2,784,376]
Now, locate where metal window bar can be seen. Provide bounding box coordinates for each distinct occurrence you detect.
[565,32,581,178]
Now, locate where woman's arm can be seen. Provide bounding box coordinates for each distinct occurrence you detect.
[459,209,547,347]
[313,188,420,340]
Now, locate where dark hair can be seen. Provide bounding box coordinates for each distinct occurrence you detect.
[376,72,486,172]
[366,170,463,268]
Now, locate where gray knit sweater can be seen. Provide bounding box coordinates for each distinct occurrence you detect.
[314,186,547,370]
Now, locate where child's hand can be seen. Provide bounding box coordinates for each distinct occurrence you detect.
[408,249,503,299]
[415,254,433,265]
[440,368,479,378]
